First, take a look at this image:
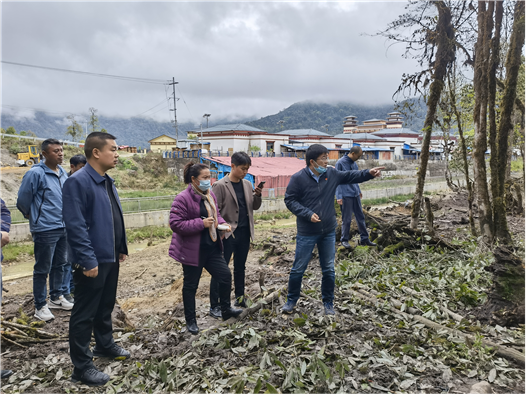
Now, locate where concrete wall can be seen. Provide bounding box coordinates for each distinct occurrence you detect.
[8,180,460,243]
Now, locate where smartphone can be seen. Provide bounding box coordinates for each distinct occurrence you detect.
[257,181,266,188]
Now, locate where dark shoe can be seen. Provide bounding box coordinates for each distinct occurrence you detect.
[281,300,296,314]
[71,367,110,386]
[234,296,247,308]
[1,370,13,379]
[359,240,377,247]
[324,302,336,316]
[186,320,199,335]
[341,241,352,249]
[64,294,75,304]
[221,307,243,321]
[209,306,222,319]
[93,343,130,360]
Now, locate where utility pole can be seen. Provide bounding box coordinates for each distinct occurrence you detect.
[203,113,211,129]
[169,77,179,148]
[202,114,211,151]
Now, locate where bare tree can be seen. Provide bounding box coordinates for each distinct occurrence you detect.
[492,0,525,243]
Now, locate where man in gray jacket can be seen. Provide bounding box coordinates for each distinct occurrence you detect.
[17,139,72,321]
[209,152,262,318]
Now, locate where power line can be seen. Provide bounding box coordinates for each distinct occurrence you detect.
[2,61,168,85]
[133,97,170,117]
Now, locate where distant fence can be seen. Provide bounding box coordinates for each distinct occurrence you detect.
[7,195,177,224]
[162,150,304,159]
[1,133,83,147]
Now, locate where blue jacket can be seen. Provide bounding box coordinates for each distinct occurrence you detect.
[285,166,373,236]
[62,163,128,270]
[1,198,11,263]
[16,161,68,233]
[335,155,361,199]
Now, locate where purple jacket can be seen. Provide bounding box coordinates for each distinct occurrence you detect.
[168,185,226,266]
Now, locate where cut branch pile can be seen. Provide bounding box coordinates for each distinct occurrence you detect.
[0,319,67,349]
[363,211,458,256]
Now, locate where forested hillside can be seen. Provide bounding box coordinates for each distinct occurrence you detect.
[247,100,426,134]
[1,99,426,146]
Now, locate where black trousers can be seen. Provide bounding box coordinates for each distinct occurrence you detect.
[69,262,119,373]
[209,227,251,309]
[183,243,232,323]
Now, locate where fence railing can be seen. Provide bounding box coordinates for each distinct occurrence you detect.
[7,195,178,224]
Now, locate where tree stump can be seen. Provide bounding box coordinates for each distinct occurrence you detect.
[476,247,525,327]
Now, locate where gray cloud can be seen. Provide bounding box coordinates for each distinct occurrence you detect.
[2,1,420,125]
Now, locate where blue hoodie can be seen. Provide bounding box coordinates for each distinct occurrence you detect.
[16,161,68,233]
[0,198,11,264]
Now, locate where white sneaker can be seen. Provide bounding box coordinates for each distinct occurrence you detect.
[49,295,74,311]
[34,305,55,321]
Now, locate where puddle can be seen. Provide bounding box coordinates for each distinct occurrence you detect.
[255,217,297,228]
[127,240,151,254]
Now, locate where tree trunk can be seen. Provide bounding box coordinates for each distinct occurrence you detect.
[472,1,494,241]
[447,73,477,236]
[410,1,455,229]
[493,0,525,244]
[476,247,525,327]
[488,1,502,205]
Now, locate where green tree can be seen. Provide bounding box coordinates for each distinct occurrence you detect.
[66,115,83,141]
[100,128,107,133]
[19,130,27,136]
[88,107,100,134]
[5,126,16,135]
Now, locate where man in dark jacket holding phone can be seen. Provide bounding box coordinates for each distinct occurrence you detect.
[282,144,383,316]
[63,132,129,387]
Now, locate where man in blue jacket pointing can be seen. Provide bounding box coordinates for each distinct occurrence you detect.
[63,132,129,387]
[282,144,383,316]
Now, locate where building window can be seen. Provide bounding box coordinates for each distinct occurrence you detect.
[336,144,342,148]
[266,141,275,152]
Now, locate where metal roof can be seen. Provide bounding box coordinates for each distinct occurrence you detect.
[363,119,385,122]
[371,128,421,136]
[332,133,386,141]
[282,144,310,150]
[201,124,266,133]
[275,129,330,136]
[205,156,306,177]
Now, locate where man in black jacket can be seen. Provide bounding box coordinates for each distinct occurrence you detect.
[63,133,129,387]
[283,144,383,315]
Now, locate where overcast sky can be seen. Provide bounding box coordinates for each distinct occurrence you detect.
[2,1,420,125]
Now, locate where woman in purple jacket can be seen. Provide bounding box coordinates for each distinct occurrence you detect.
[169,163,242,334]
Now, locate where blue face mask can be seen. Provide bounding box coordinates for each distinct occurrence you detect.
[314,163,327,175]
[198,179,211,191]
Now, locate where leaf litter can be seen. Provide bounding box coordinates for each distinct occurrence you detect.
[1,199,525,393]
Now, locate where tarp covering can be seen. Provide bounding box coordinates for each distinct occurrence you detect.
[203,156,306,195]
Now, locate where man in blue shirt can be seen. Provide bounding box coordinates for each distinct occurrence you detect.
[283,144,383,316]
[17,139,72,322]
[336,146,376,248]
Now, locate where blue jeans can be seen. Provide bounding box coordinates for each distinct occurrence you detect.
[287,231,336,304]
[32,228,68,309]
[341,196,369,243]
[62,262,75,295]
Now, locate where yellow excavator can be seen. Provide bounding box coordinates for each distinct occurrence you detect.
[16,145,41,167]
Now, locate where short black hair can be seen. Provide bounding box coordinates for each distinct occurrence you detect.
[305,144,328,166]
[183,162,209,184]
[350,146,362,155]
[231,152,251,167]
[70,154,87,166]
[84,132,117,159]
[41,139,62,153]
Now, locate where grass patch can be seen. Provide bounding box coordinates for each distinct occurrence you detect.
[2,243,34,262]
[254,211,292,221]
[361,193,415,206]
[119,189,182,198]
[510,159,523,173]
[127,226,173,243]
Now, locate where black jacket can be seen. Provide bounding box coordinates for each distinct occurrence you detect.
[285,167,373,236]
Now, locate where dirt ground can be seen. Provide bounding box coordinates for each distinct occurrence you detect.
[1,194,524,393]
